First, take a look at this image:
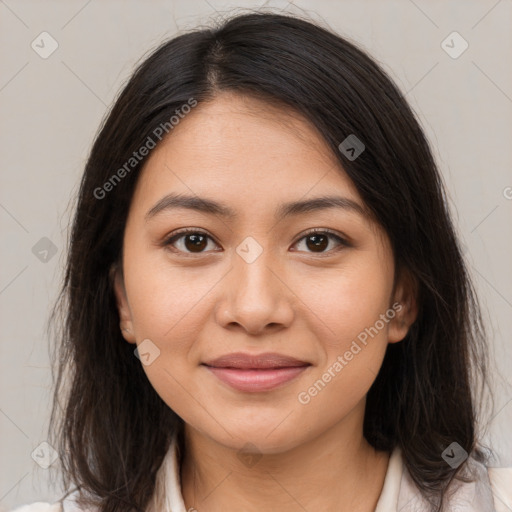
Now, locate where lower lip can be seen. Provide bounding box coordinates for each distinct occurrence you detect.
[203,365,309,392]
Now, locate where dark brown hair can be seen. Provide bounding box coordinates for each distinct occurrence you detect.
[48,10,491,512]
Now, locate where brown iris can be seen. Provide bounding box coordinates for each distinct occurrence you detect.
[184,233,208,252]
[305,234,329,252]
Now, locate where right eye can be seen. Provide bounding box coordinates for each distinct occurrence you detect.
[163,228,221,256]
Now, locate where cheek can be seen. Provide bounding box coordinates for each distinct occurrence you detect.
[123,249,222,340]
[122,258,215,420]
[296,258,393,350]
[294,270,392,423]
[291,258,393,408]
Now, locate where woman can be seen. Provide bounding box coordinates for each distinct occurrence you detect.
[13,10,511,512]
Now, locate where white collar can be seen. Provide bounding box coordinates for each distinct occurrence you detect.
[374,446,403,510]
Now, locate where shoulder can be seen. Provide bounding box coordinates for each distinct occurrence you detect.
[488,466,512,511]
[396,449,512,511]
[444,457,512,511]
[10,504,62,512]
[10,490,98,512]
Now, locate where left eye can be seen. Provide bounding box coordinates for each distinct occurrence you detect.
[292,229,347,254]
[163,229,347,255]
[163,229,219,254]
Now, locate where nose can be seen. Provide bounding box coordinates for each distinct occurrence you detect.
[215,247,295,336]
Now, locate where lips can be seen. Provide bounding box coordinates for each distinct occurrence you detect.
[202,352,310,370]
[202,352,311,392]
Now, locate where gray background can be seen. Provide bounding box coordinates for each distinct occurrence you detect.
[1,0,511,509]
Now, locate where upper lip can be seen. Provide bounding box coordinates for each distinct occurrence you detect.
[202,352,310,369]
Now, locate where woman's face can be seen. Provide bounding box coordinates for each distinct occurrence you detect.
[114,92,415,453]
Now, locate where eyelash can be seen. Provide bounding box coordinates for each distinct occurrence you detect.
[162,227,349,257]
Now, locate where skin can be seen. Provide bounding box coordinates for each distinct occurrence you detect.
[113,91,418,512]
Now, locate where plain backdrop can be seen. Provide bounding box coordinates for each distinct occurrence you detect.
[1,0,511,509]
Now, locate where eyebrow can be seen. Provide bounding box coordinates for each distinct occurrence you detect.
[145,192,368,222]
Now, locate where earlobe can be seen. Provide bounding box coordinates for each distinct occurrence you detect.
[388,270,419,344]
[111,264,136,344]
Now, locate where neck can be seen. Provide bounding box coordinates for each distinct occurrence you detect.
[180,401,390,512]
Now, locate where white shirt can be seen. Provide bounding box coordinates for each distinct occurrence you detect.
[11,432,512,512]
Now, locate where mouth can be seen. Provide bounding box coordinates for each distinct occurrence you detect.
[201,352,311,392]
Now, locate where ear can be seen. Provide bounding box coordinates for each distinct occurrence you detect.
[110,263,136,344]
[388,268,418,344]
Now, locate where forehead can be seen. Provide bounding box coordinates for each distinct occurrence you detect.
[132,92,364,218]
